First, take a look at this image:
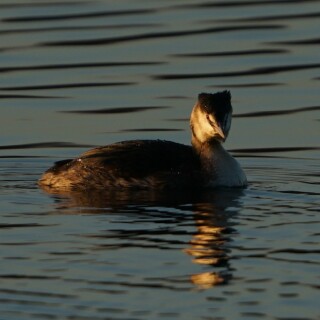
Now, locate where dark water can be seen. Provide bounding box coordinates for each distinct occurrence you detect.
[0,1,319,319]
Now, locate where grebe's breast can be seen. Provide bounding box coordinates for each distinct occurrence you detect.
[39,140,202,191]
[201,143,247,188]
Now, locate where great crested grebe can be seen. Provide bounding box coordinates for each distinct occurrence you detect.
[38,91,247,191]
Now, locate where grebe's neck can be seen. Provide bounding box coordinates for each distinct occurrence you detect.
[191,133,247,187]
[191,134,223,158]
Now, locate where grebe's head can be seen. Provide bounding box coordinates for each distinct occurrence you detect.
[191,91,232,145]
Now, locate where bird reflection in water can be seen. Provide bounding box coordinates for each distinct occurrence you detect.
[185,200,238,289]
[42,187,243,289]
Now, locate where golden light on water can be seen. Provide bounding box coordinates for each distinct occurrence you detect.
[184,208,231,288]
[190,272,225,289]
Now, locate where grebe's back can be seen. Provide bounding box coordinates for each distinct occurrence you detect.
[39,140,202,191]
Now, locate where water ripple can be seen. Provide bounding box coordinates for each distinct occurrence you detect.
[0,94,63,99]
[0,1,88,9]
[0,23,162,35]
[60,106,170,114]
[119,128,183,133]
[230,146,320,153]
[214,82,284,88]
[171,48,289,58]
[154,63,320,79]
[39,24,284,47]
[220,11,320,22]
[2,8,156,23]
[0,142,95,150]
[0,274,59,280]
[0,288,75,299]
[0,61,163,74]
[177,0,320,8]
[0,223,51,229]
[234,105,320,118]
[268,37,320,46]
[1,82,134,91]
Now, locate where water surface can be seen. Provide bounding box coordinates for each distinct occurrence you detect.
[0,1,319,319]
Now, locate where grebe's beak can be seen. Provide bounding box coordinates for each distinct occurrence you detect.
[215,124,226,142]
[216,113,231,142]
[206,113,226,142]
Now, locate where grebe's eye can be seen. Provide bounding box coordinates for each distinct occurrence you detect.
[206,113,215,127]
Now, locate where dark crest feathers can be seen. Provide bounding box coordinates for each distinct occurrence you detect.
[197,91,232,118]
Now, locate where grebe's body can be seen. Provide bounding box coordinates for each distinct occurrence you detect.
[39,91,247,191]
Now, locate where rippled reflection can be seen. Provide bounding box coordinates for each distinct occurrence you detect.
[42,187,244,289]
[186,196,241,288]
